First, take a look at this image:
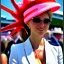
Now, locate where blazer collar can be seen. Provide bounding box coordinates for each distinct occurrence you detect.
[44,38,51,64]
[24,38,37,64]
[44,39,58,64]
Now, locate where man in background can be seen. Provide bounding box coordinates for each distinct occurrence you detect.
[49,27,63,51]
[4,30,23,61]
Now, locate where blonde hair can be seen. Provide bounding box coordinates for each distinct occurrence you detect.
[46,10,52,21]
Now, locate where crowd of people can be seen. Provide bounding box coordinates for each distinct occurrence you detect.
[1,31,23,64]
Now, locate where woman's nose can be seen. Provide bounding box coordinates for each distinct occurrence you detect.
[39,21,45,26]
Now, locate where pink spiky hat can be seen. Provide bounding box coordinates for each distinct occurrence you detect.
[1,0,60,35]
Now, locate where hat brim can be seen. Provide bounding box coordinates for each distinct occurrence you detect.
[52,31,63,34]
[24,2,60,23]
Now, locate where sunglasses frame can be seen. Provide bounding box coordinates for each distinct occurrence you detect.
[32,17,51,24]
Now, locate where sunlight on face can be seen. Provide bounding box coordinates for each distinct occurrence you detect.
[27,12,50,37]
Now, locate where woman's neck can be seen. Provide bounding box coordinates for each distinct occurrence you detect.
[29,34,44,50]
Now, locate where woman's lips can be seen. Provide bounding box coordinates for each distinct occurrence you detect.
[37,28,44,31]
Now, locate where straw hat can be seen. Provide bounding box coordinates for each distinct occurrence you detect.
[51,27,63,34]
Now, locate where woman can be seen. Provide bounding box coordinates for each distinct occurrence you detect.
[1,0,63,64]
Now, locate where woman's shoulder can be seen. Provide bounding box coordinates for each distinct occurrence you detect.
[10,38,30,52]
[44,38,60,50]
[11,42,24,50]
[11,38,29,48]
[10,42,25,56]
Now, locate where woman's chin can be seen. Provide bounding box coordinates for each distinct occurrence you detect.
[37,32,45,37]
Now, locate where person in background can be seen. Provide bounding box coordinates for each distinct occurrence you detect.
[50,27,63,51]
[43,30,52,40]
[1,41,8,64]
[59,34,63,49]
[1,41,5,53]
[4,30,23,62]
[8,0,63,64]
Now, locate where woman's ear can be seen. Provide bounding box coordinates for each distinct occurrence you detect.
[27,23,29,27]
[26,22,30,29]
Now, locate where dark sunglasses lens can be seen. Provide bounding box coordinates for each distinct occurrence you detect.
[44,19,51,24]
[32,17,40,23]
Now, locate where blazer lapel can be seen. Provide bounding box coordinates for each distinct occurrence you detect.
[24,38,37,64]
[45,39,51,64]
[44,39,58,64]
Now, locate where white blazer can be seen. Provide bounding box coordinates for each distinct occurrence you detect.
[9,38,63,64]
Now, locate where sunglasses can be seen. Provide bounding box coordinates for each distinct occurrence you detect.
[32,17,51,24]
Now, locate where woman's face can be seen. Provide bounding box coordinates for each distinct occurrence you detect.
[27,12,51,37]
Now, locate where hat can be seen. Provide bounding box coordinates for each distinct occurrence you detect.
[1,0,61,35]
[24,0,60,23]
[51,27,63,34]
